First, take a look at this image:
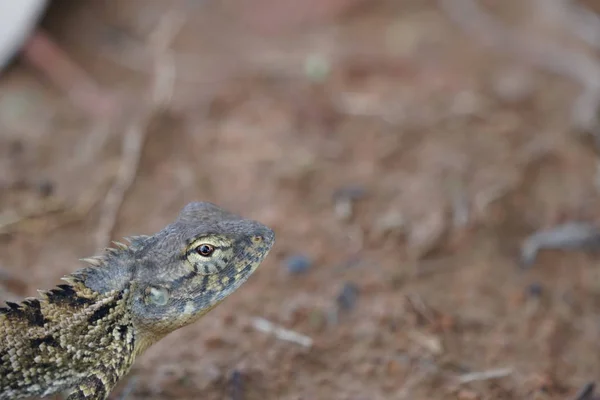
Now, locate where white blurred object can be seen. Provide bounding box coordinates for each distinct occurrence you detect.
[0,0,48,72]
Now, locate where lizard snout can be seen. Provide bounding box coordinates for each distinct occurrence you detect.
[250,224,275,249]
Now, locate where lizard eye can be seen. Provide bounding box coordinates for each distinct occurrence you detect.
[196,244,215,257]
[146,286,170,306]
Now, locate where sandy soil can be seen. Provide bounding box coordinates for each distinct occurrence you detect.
[1,1,600,399]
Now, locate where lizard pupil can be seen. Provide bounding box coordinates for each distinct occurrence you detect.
[197,244,215,257]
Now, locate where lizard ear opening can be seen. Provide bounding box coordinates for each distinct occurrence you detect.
[144,286,170,306]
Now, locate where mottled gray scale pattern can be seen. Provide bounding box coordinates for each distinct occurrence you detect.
[0,202,274,400]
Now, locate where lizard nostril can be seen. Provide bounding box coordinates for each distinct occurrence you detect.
[251,235,263,243]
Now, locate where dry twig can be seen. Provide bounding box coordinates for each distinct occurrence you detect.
[251,317,313,348]
[457,367,513,384]
[572,382,596,400]
[0,199,65,234]
[94,8,186,249]
[520,222,600,268]
[22,29,114,117]
[537,0,600,52]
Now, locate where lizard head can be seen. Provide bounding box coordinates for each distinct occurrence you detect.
[77,202,275,346]
[132,202,274,338]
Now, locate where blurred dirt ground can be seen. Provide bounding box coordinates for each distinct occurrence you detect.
[3,0,600,399]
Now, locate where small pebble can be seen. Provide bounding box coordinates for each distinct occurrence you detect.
[491,68,533,103]
[333,185,367,201]
[526,282,543,298]
[373,210,406,240]
[8,140,23,156]
[337,282,359,311]
[304,53,331,83]
[334,198,353,221]
[332,185,367,221]
[36,179,54,197]
[284,254,312,274]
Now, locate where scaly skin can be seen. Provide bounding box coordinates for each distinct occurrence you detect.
[0,202,275,399]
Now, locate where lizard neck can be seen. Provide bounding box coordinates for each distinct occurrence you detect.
[70,245,137,295]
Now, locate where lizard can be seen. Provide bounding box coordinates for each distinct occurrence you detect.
[0,201,275,400]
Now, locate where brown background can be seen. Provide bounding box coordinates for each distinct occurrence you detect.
[1,0,600,399]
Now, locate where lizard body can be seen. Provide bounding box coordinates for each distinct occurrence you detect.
[0,202,275,399]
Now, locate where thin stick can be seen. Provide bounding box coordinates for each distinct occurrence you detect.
[94,9,185,249]
[251,317,313,348]
[94,121,146,249]
[572,382,596,400]
[22,29,114,117]
[457,367,513,384]
[540,0,600,52]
